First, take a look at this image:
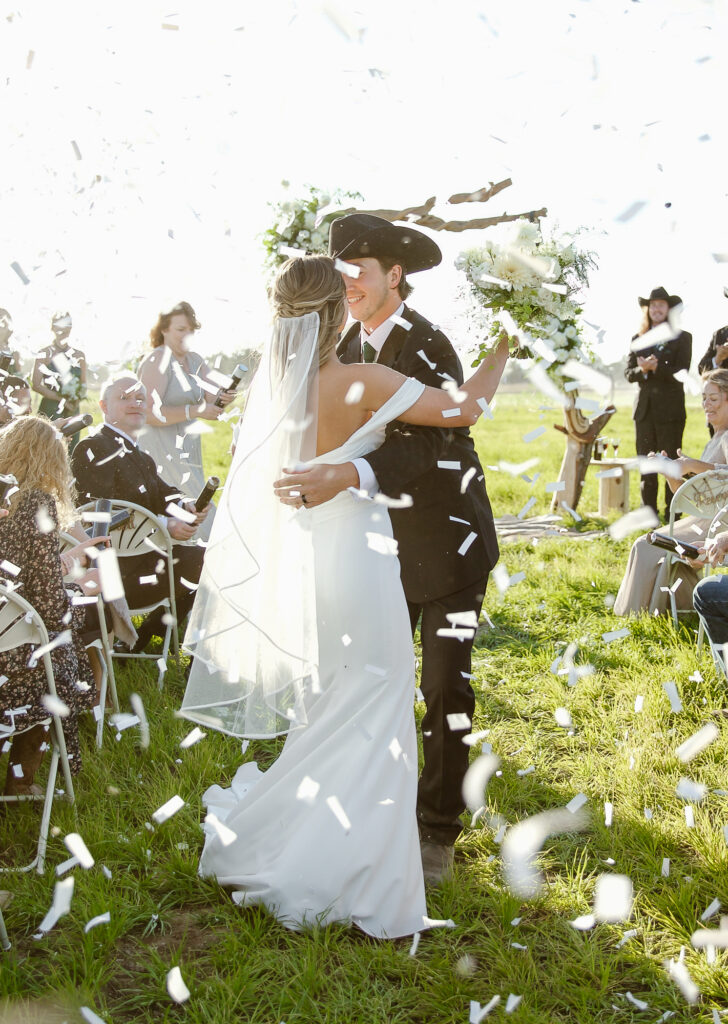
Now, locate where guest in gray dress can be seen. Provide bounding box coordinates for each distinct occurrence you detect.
[137,301,235,541]
[614,370,728,616]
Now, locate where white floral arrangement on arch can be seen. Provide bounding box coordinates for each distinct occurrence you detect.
[455,218,597,383]
[262,183,363,272]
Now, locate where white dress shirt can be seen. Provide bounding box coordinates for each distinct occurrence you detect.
[351,303,405,495]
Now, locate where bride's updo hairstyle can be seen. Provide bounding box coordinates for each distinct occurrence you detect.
[271,255,347,368]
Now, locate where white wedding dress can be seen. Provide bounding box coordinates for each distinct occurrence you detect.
[187,376,428,938]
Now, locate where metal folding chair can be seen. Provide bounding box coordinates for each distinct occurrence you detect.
[0,584,75,875]
[664,471,728,626]
[59,532,119,747]
[77,500,179,688]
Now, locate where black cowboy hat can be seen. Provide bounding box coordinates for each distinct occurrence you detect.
[638,286,682,308]
[329,213,442,274]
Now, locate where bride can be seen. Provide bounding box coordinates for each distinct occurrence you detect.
[180,255,509,938]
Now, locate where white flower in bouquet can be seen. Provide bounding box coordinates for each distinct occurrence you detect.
[304,211,316,230]
[455,217,597,388]
[263,185,364,271]
[310,231,324,249]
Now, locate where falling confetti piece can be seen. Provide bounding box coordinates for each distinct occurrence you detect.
[36,876,74,935]
[601,627,629,643]
[664,958,699,1003]
[10,262,29,285]
[130,693,150,748]
[604,802,613,827]
[462,754,500,812]
[663,681,683,712]
[505,995,522,1014]
[594,874,633,922]
[167,965,191,1003]
[80,1009,106,1024]
[608,505,659,541]
[676,777,706,802]
[344,382,364,405]
[675,723,719,762]
[84,911,111,933]
[522,426,546,443]
[152,795,185,824]
[96,547,125,602]
[470,996,500,1022]
[700,898,721,921]
[502,807,588,897]
[180,727,206,748]
[334,258,361,278]
[64,832,94,869]
[624,992,649,1010]
[326,795,351,832]
[41,693,70,718]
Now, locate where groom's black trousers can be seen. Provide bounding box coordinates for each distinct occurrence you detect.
[407,574,488,846]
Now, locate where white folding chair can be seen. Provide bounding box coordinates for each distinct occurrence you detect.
[664,471,728,626]
[78,500,179,689]
[59,532,119,747]
[0,584,75,875]
[692,504,728,656]
[0,905,9,950]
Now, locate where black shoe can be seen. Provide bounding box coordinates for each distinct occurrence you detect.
[113,639,132,655]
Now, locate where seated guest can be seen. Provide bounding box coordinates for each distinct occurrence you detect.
[0,416,99,796]
[614,369,728,617]
[692,527,728,653]
[697,324,728,375]
[71,375,210,652]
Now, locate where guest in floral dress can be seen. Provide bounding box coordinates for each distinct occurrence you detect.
[0,416,98,796]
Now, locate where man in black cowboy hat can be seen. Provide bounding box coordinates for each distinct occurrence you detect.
[275,213,503,883]
[625,285,692,519]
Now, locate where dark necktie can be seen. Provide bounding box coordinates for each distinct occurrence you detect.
[362,340,377,364]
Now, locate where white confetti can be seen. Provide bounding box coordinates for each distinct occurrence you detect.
[333,257,361,278]
[522,426,546,443]
[675,723,720,762]
[676,777,707,802]
[326,795,351,832]
[570,914,596,930]
[166,965,191,1004]
[594,874,633,922]
[96,547,125,602]
[344,381,364,405]
[41,693,70,718]
[663,681,683,713]
[601,627,629,643]
[664,958,699,1003]
[700,898,721,921]
[685,806,695,828]
[180,727,206,748]
[80,1009,106,1024]
[437,460,461,470]
[604,802,613,827]
[365,532,398,556]
[462,754,500,812]
[608,505,659,541]
[130,693,150,749]
[469,996,500,1022]
[457,531,478,556]
[502,807,588,897]
[566,793,587,814]
[84,911,111,933]
[152,795,185,824]
[64,832,94,869]
[505,994,522,1014]
[447,712,472,731]
[634,695,644,712]
[460,467,477,493]
[624,992,649,1010]
[409,931,421,957]
[36,876,74,935]
[554,707,572,729]
[661,858,670,877]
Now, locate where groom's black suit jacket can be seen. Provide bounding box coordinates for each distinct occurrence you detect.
[337,305,499,604]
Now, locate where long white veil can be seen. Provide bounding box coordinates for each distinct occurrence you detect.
[180,312,320,737]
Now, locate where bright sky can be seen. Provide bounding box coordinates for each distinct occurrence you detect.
[1,0,726,370]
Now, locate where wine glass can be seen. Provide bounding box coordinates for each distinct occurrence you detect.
[612,437,620,458]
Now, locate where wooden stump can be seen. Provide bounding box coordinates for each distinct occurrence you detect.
[550,394,616,514]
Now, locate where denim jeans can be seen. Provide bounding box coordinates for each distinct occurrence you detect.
[693,575,728,647]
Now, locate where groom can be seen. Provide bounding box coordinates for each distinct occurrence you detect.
[275,214,500,883]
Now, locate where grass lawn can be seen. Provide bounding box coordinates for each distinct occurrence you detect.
[1,389,726,1023]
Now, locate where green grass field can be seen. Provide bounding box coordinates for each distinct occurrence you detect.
[1,390,727,1023]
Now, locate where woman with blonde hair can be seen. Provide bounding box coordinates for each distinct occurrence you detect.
[0,416,99,796]
[181,255,512,938]
[137,301,235,541]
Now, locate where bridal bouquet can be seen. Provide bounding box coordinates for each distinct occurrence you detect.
[263,183,363,271]
[455,218,597,382]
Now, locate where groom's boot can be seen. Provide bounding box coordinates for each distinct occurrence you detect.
[420,841,454,886]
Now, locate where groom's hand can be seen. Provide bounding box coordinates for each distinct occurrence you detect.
[274,463,360,509]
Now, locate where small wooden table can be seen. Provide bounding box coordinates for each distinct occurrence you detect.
[592,458,632,515]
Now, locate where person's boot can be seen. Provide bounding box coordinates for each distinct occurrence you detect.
[4,724,46,797]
